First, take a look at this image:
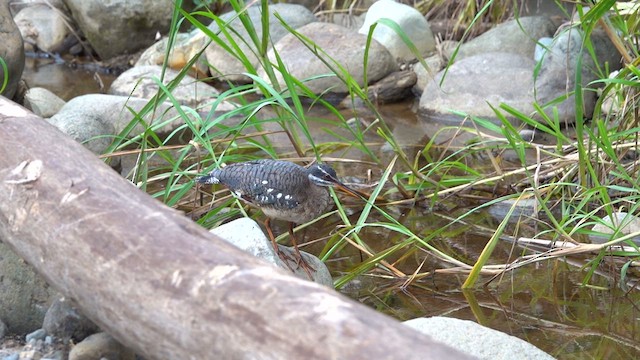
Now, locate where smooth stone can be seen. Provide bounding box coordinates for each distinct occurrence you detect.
[63,0,176,59]
[0,242,57,335]
[25,328,46,343]
[533,26,622,124]
[210,218,333,286]
[456,16,556,60]
[23,87,66,118]
[47,94,198,154]
[590,212,640,245]
[0,1,25,99]
[109,65,232,113]
[68,332,135,360]
[359,0,436,61]
[135,33,209,76]
[43,298,100,342]
[404,317,554,360]
[260,22,397,95]
[204,3,317,83]
[2,354,19,360]
[14,4,70,53]
[419,52,535,122]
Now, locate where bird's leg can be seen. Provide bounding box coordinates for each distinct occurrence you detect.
[288,222,315,279]
[264,218,295,272]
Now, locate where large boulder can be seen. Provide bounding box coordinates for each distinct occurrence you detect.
[64,0,176,59]
[456,16,557,60]
[533,26,622,124]
[204,3,316,83]
[419,52,535,122]
[0,1,24,99]
[47,94,197,154]
[260,22,397,95]
[358,0,436,61]
[14,4,70,53]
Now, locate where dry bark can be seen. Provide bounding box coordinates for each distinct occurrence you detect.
[0,97,472,360]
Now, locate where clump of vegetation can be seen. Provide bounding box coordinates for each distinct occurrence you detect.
[103,0,640,299]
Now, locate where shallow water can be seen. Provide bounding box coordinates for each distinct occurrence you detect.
[24,59,640,359]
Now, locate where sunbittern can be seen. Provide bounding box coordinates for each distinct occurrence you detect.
[197,159,359,276]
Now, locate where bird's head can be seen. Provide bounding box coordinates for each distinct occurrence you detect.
[308,164,340,187]
[308,164,362,198]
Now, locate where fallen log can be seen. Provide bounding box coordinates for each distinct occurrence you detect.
[0,97,471,359]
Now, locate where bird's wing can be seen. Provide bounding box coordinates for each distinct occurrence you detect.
[242,182,303,209]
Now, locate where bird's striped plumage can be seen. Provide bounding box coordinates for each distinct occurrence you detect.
[197,159,338,224]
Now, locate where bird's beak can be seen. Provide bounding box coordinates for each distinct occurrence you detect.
[331,179,368,199]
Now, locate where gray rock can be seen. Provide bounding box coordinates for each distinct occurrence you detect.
[210,218,333,287]
[205,3,317,83]
[2,354,19,360]
[68,332,135,360]
[261,22,397,95]
[0,242,57,335]
[47,94,197,154]
[404,317,554,360]
[25,329,46,343]
[23,87,66,118]
[359,0,436,61]
[43,298,100,342]
[109,65,231,113]
[0,317,7,339]
[14,4,70,53]
[135,32,209,76]
[47,111,115,155]
[457,16,557,60]
[64,0,175,59]
[533,26,622,124]
[411,54,446,94]
[590,212,640,245]
[419,52,535,122]
[0,1,25,99]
